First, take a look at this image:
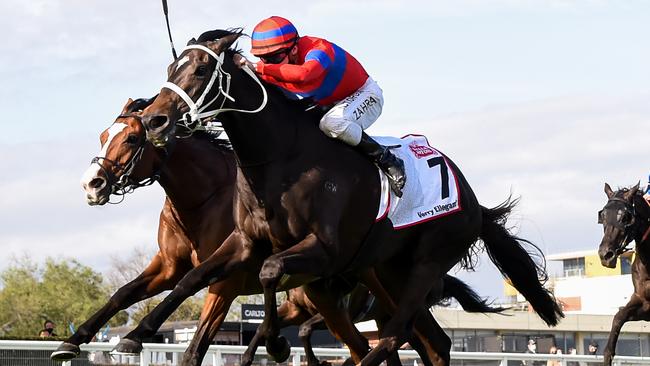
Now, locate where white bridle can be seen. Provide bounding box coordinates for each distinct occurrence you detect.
[161,44,268,133]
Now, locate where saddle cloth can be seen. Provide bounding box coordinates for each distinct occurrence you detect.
[374,135,462,229]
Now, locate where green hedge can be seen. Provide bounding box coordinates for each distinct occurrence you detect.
[0,336,67,341]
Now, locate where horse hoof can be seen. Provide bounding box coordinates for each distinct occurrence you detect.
[50,342,80,361]
[266,335,291,363]
[112,338,143,354]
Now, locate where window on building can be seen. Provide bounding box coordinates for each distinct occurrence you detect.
[620,256,632,275]
[563,257,585,277]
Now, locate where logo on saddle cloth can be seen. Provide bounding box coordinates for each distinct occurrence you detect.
[408,141,438,159]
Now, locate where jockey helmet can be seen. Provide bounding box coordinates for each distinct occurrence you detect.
[251,16,298,56]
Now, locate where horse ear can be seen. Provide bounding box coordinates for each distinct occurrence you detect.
[214,33,242,53]
[625,182,640,199]
[121,98,134,114]
[187,37,197,46]
[604,183,614,198]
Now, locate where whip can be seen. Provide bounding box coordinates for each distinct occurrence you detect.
[161,0,178,59]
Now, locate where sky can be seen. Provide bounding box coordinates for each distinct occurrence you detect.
[0,0,649,301]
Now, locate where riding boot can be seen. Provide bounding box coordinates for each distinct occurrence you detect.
[356,132,406,197]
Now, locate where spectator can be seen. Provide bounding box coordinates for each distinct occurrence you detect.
[547,346,561,366]
[566,347,578,366]
[39,320,57,337]
[521,339,539,366]
[588,341,599,355]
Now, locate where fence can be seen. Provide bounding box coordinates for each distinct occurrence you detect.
[1,340,650,366]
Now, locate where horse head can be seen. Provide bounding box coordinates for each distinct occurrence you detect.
[598,182,643,268]
[142,30,250,148]
[80,97,161,205]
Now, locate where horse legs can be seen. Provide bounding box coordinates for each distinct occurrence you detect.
[604,296,643,366]
[112,231,253,354]
[51,252,186,361]
[242,292,311,366]
[298,314,328,366]
[359,261,444,366]
[181,273,246,366]
[362,269,446,366]
[304,281,371,365]
[257,234,332,363]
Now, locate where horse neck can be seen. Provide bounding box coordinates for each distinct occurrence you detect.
[219,74,304,168]
[158,137,235,211]
[634,194,650,262]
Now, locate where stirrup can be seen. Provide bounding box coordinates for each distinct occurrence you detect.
[378,152,406,198]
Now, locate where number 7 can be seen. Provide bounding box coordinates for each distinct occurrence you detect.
[427,156,449,199]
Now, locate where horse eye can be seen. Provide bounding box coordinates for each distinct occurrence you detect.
[125,134,139,145]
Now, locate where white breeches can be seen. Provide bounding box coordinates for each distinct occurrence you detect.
[319,77,384,146]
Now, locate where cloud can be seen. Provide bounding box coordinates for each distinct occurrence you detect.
[1,0,649,301]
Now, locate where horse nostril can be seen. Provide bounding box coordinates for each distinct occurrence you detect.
[146,115,170,131]
[88,177,106,190]
[603,251,614,261]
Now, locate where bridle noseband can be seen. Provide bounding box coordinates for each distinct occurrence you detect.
[158,43,268,143]
[598,194,647,255]
[92,114,166,204]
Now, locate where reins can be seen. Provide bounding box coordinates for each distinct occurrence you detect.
[160,44,268,140]
[601,193,650,253]
[92,114,169,204]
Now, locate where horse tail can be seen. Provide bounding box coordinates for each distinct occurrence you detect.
[440,274,506,314]
[480,197,564,326]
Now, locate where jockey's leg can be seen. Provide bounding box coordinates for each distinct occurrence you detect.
[318,78,406,196]
[356,132,406,197]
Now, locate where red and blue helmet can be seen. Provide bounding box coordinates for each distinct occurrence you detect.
[251,16,299,56]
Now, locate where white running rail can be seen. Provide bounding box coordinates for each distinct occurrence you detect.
[1,340,649,366]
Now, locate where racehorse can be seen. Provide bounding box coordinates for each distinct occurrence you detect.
[262,276,504,366]
[598,183,650,366]
[57,98,496,366]
[52,97,239,360]
[122,29,563,366]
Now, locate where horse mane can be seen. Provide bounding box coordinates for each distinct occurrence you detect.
[127,95,158,113]
[192,130,233,152]
[192,28,246,55]
[194,28,323,116]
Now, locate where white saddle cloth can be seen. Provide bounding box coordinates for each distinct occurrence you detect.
[374,135,462,229]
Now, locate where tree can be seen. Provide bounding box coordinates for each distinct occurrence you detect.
[0,255,127,338]
[106,246,206,325]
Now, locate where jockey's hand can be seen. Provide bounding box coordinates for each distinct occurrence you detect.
[233,54,257,71]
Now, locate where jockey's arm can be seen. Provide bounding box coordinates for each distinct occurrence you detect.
[256,59,326,84]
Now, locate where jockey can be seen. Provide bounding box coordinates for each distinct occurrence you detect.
[645,174,650,205]
[246,16,406,197]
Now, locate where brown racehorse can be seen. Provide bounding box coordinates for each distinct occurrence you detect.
[598,183,650,366]
[57,97,496,366]
[121,29,562,366]
[52,97,238,360]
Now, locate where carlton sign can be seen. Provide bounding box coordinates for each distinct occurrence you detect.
[241,304,265,320]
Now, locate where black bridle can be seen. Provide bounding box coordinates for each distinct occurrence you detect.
[598,195,640,255]
[91,113,167,204]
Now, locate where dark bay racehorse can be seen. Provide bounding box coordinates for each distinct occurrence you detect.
[265,274,502,366]
[61,98,493,366]
[123,29,562,366]
[598,183,650,366]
